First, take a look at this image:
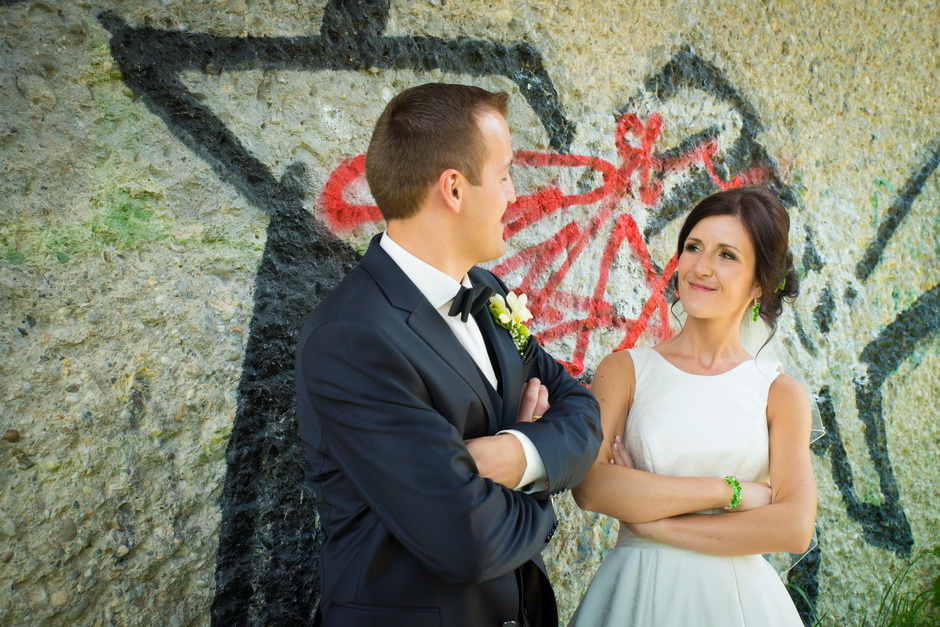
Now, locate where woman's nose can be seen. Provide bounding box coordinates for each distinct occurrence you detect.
[693,255,713,275]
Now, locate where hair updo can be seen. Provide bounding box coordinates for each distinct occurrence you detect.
[673,186,799,331]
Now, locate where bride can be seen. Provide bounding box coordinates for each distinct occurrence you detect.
[570,187,816,626]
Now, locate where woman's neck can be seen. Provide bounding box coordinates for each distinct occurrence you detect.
[659,315,751,372]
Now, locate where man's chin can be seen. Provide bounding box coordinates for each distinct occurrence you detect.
[481,241,508,264]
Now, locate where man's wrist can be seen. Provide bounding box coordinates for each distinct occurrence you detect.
[498,429,547,491]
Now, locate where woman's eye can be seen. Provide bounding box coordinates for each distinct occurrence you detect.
[720,251,737,260]
[684,243,699,252]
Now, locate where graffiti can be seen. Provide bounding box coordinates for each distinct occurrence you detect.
[98,0,937,623]
[322,111,776,376]
[809,137,940,557]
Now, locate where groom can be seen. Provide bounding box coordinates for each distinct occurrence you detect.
[296,83,602,626]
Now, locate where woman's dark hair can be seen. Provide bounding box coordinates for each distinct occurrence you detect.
[673,186,799,332]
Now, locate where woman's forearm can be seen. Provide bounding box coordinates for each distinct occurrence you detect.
[634,499,816,556]
[572,462,735,523]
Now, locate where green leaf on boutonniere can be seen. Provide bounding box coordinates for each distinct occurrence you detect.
[488,291,533,357]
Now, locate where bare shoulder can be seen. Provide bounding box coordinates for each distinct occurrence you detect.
[769,372,808,401]
[767,373,811,428]
[591,350,636,409]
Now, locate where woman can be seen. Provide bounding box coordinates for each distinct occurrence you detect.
[570,187,816,626]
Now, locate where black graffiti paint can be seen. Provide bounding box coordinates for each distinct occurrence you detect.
[856,136,940,281]
[813,287,834,336]
[807,136,940,558]
[852,284,939,553]
[622,45,797,243]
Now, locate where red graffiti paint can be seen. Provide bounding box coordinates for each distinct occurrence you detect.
[319,113,773,375]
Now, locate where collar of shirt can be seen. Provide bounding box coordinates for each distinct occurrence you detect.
[380,232,471,311]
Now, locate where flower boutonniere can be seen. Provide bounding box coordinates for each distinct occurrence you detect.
[488,291,533,357]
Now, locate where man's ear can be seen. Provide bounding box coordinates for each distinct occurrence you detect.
[437,169,463,214]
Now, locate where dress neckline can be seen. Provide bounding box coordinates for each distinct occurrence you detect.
[647,347,754,378]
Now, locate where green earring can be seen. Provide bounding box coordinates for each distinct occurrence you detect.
[751,298,760,321]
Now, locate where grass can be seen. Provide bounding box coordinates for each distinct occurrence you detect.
[796,544,940,627]
[855,544,940,627]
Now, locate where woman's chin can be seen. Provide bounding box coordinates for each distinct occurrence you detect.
[677,301,740,323]
[677,299,708,318]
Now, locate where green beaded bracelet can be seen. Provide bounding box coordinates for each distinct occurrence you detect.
[723,475,742,510]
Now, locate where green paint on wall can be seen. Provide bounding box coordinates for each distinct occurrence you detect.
[871,177,895,229]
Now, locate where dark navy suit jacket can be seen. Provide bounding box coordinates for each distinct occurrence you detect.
[295,235,601,626]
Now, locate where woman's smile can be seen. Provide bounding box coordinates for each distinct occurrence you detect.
[676,215,760,320]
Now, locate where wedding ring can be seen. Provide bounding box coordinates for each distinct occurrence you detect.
[531,414,542,421]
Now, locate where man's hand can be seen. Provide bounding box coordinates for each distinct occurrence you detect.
[465,378,550,489]
[516,377,550,423]
[464,434,526,489]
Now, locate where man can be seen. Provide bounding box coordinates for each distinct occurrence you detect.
[296,83,602,626]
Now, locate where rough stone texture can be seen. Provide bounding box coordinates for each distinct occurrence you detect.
[1,1,938,625]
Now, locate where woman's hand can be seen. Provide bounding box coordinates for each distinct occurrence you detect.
[733,481,772,511]
[516,378,550,423]
[609,435,636,469]
[626,519,660,539]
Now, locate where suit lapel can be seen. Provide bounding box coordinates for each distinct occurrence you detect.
[473,280,523,431]
[406,301,498,427]
[360,236,498,431]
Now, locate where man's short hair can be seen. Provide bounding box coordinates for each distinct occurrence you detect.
[365,83,510,222]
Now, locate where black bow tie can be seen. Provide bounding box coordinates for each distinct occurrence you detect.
[448,283,494,323]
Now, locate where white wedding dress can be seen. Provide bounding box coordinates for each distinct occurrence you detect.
[569,347,803,627]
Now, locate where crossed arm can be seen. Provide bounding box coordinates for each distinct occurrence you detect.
[467,339,602,496]
[464,377,551,489]
[301,320,598,582]
[572,350,816,556]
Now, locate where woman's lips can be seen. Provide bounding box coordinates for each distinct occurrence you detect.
[687,282,716,292]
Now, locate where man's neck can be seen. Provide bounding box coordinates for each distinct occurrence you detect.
[385,222,471,282]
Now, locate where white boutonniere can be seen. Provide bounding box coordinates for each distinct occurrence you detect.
[488,291,533,357]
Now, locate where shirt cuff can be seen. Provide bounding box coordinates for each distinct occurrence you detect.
[497,429,548,492]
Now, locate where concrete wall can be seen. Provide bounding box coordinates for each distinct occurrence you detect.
[1,1,937,625]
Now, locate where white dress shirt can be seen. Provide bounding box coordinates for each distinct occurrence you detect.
[380,233,547,491]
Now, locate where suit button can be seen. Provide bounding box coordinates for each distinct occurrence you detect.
[501,622,519,626]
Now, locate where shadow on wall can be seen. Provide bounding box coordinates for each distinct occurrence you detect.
[99,0,936,624]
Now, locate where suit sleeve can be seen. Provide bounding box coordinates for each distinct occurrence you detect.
[512,339,603,496]
[299,319,556,584]
[489,274,603,497]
